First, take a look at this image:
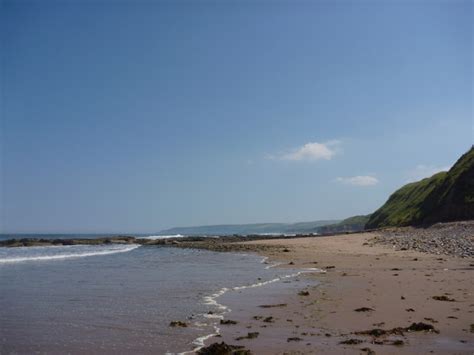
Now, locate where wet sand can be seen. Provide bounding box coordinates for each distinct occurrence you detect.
[204,232,474,354]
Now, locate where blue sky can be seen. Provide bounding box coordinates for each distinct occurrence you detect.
[1,0,472,233]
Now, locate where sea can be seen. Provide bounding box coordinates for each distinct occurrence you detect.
[0,234,317,354]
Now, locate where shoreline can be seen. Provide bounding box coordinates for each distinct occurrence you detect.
[183,255,325,355]
[198,231,474,354]
[2,223,473,354]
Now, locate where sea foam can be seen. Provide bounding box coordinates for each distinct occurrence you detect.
[184,261,325,354]
[142,234,186,240]
[0,244,140,264]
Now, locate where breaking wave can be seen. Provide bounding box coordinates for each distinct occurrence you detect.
[0,244,140,264]
[142,234,187,240]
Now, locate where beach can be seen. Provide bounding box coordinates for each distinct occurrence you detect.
[200,230,474,354]
[3,1,472,353]
[1,227,472,354]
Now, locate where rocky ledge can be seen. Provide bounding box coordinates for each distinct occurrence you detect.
[0,234,310,252]
[0,236,137,248]
[153,236,284,253]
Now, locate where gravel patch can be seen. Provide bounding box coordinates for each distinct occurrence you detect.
[370,221,474,258]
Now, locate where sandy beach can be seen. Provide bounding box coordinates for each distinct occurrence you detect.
[202,232,474,354]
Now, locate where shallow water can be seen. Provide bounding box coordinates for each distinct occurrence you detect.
[0,244,307,354]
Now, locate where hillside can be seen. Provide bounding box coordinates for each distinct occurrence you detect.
[316,215,371,234]
[366,147,474,229]
[158,220,339,236]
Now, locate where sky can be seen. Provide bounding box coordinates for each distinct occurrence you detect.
[1,0,472,234]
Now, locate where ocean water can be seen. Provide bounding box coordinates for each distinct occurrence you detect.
[0,234,189,241]
[0,234,125,241]
[0,243,312,354]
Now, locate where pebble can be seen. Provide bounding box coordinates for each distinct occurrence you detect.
[372,221,474,258]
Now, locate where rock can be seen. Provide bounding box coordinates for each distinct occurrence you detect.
[220,319,238,325]
[169,321,187,327]
[356,322,438,338]
[287,337,302,342]
[197,342,251,355]
[235,332,259,341]
[298,291,310,296]
[391,340,405,346]
[354,307,374,312]
[355,329,387,337]
[258,303,287,308]
[247,332,259,339]
[339,339,364,345]
[405,322,436,332]
[432,295,456,302]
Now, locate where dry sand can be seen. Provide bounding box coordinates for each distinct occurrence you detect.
[207,232,474,354]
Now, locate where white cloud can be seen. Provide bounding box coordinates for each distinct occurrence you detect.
[336,175,379,186]
[274,140,341,161]
[406,165,450,182]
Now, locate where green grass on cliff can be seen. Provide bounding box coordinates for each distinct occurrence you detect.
[366,146,474,229]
